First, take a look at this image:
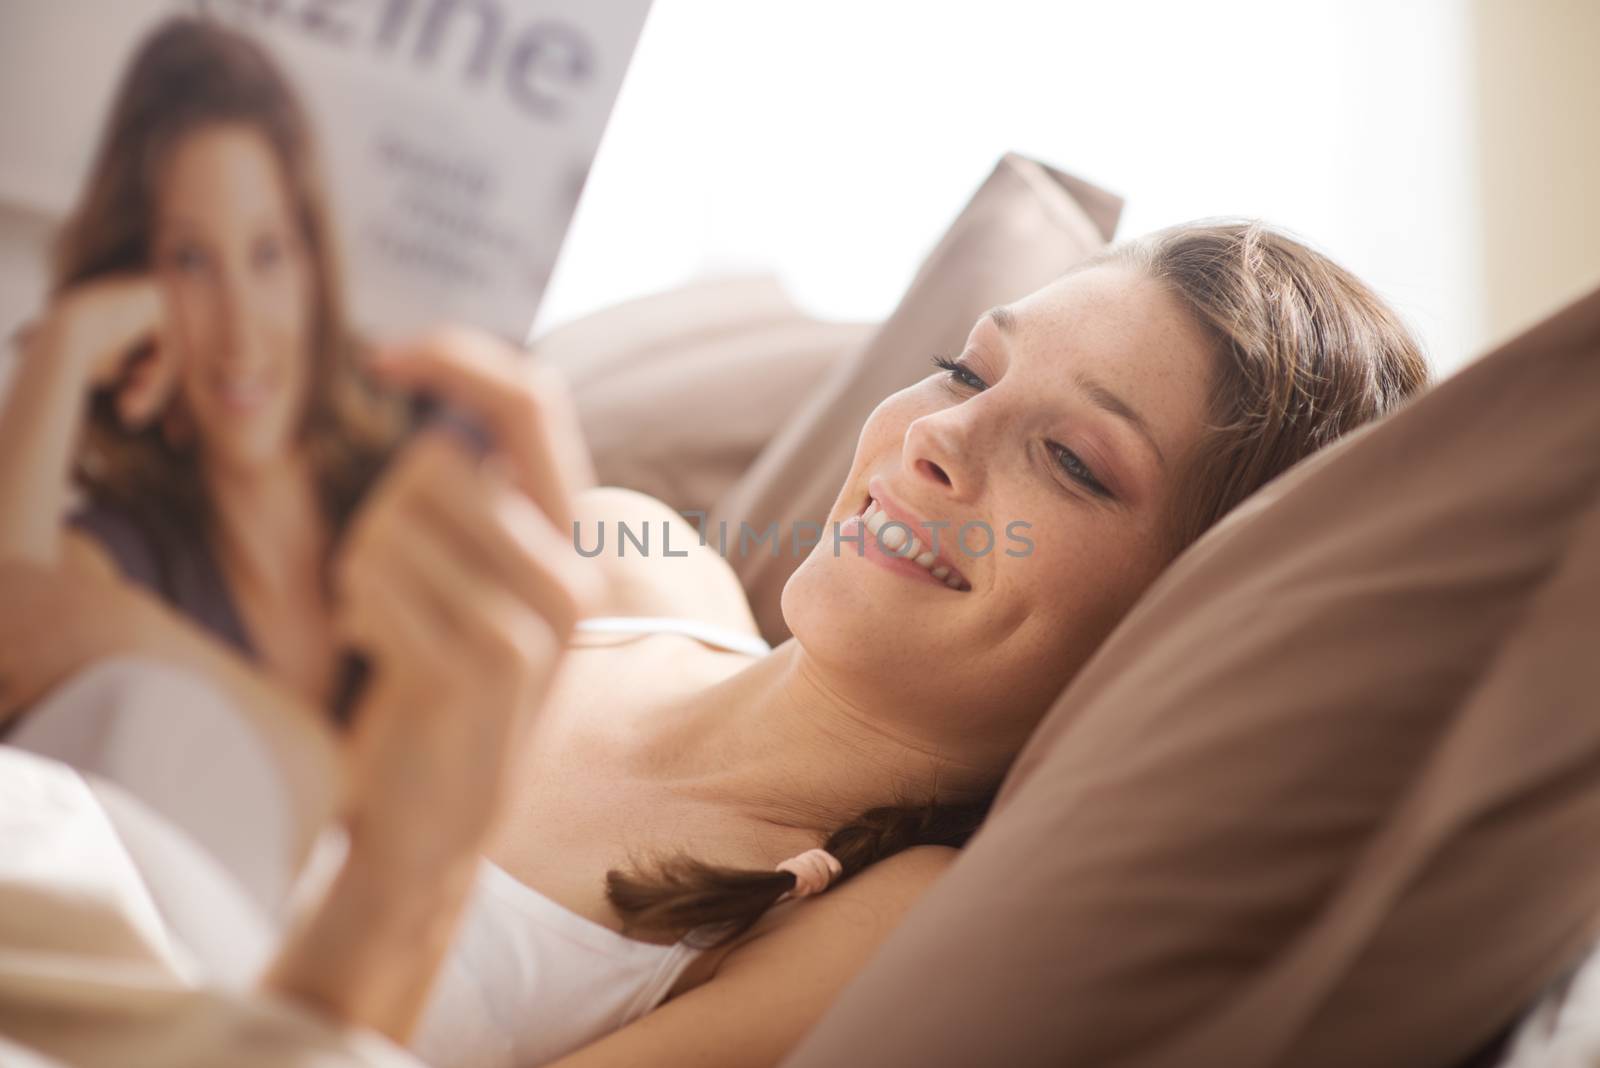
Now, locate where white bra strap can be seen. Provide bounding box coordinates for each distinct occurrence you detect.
[571,616,772,658]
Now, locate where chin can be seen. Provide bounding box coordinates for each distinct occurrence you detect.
[780,551,887,660]
[200,421,295,475]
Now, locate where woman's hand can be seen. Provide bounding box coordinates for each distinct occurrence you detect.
[265,328,606,1041]
[27,274,179,428]
[330,327,606,876]
[1,276,179,563]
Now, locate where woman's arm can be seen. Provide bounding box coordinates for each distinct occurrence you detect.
[260,801,486,1039]
[0,277,176,564]
[541,845,960,1068]
[261,328,606,1043]
[7,326,608,1047]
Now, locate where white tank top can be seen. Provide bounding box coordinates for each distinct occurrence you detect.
[409,859,703,1068]
[568,613,775,658]
[410,615,772,1068]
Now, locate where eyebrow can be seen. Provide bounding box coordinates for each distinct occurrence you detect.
[984,306,1017,334]
[981,304,1166,470]
[1074,372,1166,468]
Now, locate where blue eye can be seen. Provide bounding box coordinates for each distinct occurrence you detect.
[931,353,987,391]
[1049,443,1112,499]
[931,355,1114,500]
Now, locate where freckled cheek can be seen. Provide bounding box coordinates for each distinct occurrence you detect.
[854,384,943,461]
[999,522,1129,618]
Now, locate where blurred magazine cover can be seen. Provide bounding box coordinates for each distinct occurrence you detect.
[0,0,652,342]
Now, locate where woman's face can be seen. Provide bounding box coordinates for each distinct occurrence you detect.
[152,122,316,473]
[782,265,1216,753]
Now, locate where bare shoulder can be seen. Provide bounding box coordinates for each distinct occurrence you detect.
[573,486,760,639]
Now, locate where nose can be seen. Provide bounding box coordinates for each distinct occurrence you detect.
[215,262,264,365]
[903,410,983,503]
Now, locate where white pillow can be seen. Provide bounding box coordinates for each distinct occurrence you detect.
[6,656,299,915]
[1499,943,1600,1068]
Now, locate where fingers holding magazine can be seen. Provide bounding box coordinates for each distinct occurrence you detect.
[331,327,608,870]
[2,4,657,1057]
[368,326,599,533]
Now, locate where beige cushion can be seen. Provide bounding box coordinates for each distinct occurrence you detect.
[533,275,871,519]
[779,286,1600,1068]
[708,154,1122,644]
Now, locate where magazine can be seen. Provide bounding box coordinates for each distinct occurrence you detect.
[0,0,652,342]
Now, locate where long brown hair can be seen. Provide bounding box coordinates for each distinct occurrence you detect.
[607,220,1432,948]
[54,15,404,561]
[1104,221,1433,554]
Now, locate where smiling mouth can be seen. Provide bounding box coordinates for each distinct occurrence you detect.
[211,371,277,413]
[853,493,972,591]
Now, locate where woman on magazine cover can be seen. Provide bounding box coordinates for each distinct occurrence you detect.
[0,15,1431,1068]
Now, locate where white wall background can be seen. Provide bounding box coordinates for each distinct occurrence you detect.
[537,0,1484,372]
[0,1,1515,377]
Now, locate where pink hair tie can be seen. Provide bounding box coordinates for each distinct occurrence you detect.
[776,848,843,900]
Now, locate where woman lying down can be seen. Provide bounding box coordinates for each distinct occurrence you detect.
[0,18,1431,1068]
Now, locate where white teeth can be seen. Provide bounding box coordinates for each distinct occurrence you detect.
[863,496,970,590]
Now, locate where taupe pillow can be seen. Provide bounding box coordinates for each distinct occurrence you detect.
[779,286,1600,1068]
[532,275,871,518]
[708,154,1122,643]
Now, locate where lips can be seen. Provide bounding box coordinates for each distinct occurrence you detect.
[211,370,276,415]
[855,477,972,591]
